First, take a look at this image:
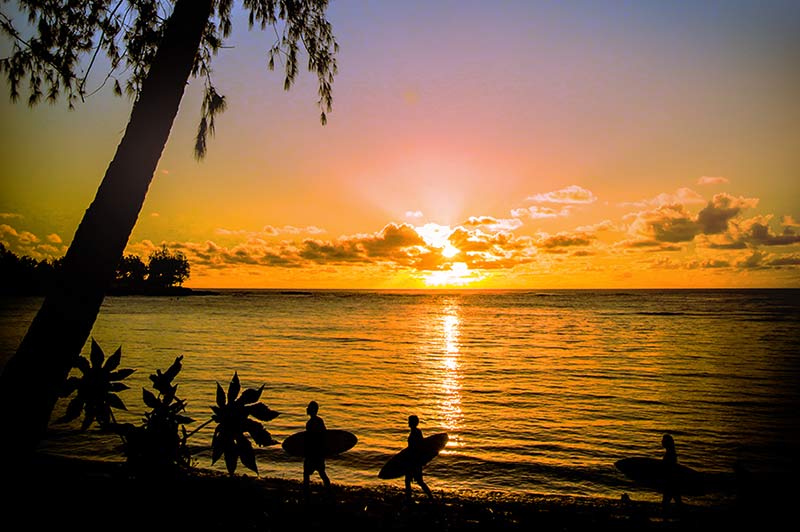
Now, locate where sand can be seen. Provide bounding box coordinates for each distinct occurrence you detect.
[5,453,780,531]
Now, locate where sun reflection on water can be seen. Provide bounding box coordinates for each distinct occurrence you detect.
[436,302,463,450]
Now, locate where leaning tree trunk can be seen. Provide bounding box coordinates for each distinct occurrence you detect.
[0,0,213,462]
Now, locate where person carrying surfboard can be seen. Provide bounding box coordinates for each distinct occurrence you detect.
[303,400,331,496]
[661,433,683,513]
[405,415,434,502]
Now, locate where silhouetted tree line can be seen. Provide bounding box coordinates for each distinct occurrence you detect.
[0,243,64,295]
[1,243,190,296]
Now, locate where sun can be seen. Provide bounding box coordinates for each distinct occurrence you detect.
[413,223,485,286]
[424,262,484,287]
[414,222,461,258]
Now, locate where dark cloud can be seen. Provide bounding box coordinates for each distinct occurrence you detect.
[618,239,682,252]
[538,233,594,249]
[626,194,760,247]
[626,203,700,243]
[299,239,366,263]
[707,240,748,250]
[652,216,699,242]
[361,223,426,257]
[769,256,800,266]
[687,259,731,269]
[746,223,800,246]
[738,251,767,269]
[697,193,758,234]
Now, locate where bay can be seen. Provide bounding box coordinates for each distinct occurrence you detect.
[2,289,798,504]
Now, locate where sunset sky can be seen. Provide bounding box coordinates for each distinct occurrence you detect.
[1,1,798,289]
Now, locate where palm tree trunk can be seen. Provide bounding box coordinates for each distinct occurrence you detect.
[0,0,213,462]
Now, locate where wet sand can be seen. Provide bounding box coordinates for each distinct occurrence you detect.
[6,453,779,531]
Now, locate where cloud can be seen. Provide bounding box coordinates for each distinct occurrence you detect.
[738,251,768,269]
[215,228,255,237]
[705,214,800,249]
[299,239,365,263]
[620,239,663,248]
[768,255,800,266]
[527,185,597,204]
[537,232,595,249]
[216,225,326,238]
[361,223,427,257]
[733,216,800,246]
[704,235,748,249]
[618,239,683,252]
[0,213,23,220]
[35,244,63,256]
[742,221,800,246]
[782,215,800,228]
[295,223,430,267]
[450,227,511,252]
[575,219,618,233]
[735,250,800,270]
[121,194,796,281]
[620,188,705,209]
[626,203,700,243]
[686,259,731,269]
[131,223,452,274]
[130,238,307,270]
[697,176,729,185]
[624,193,760,247]
[0,224,67,260]
[696,193,758,234]
[461,216,523,232]
[150,212,160,217]
[0,224,40,245]
[511,205,571,219]
[512,185,597,222]
[263,225,326,236]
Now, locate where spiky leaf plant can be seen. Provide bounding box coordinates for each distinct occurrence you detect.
[113,355,195,476]
[211,372,280,475]
[58,338,134,429]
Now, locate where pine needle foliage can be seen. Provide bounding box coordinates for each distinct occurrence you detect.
[0,1,338,158]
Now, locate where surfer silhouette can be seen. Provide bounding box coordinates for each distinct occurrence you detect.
[405,415,434,501]
[303,400,331,496]
[661,433,683,512]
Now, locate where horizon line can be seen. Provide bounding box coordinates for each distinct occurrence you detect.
[181,286,800,291]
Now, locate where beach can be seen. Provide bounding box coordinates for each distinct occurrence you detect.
[7,452,777,532]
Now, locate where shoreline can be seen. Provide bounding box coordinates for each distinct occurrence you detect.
[9,453,779,531]
[106,286,220,296]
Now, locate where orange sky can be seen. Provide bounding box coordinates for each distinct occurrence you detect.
[1,1,799,288]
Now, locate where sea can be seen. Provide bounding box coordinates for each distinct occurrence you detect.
[1,289,798,505]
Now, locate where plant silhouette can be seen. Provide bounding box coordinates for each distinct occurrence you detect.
[57,339,135,429]
[113,355,195,475]
[58,346,282,477]
[211,372,280,475]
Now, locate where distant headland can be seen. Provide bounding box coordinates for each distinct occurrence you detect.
[1,243,217,296]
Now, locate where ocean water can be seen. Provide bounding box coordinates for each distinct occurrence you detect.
[1,289,798,504]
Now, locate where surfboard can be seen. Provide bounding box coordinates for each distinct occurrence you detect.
[281,429,358,458]
[615,457,707,495]
[378,433,449,480]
